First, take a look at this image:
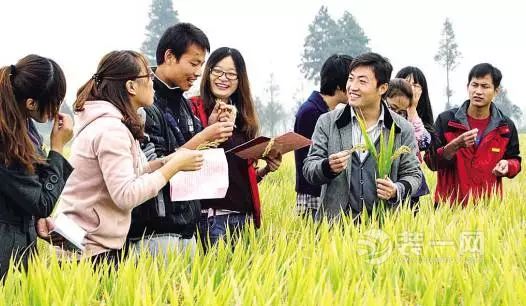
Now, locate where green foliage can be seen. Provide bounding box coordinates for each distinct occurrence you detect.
[141,0,179,65]
[1,137,525,305]
[301,6,370,84]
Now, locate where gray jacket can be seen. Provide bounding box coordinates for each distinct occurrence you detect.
[303,104,422,220]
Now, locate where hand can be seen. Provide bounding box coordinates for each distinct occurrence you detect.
[218,104,237,124]
[141,142,157,161]
[208,101,228,125]
[168,148,204,171]
[50,113,73,152]
[264,151,282,172]
[202,121,234,143]
[454,128,478,148]
[492,160,509,177]
[328,151,351,174]
[36,217,66,245]
[376,176,397,200]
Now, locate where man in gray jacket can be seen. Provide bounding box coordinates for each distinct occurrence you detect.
[303,52,422,221]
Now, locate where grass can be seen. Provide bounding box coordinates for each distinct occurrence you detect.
[1,136,525,305]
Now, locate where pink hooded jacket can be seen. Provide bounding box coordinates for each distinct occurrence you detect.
[55,100,166,256]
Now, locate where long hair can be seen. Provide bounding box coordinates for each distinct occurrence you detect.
[395,66,434,127]
[74,50,149,139]
[0,55,66,173]
[200,47,259,139]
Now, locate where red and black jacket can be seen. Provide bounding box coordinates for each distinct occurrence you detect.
[189,96,262,228]
[424,100,521,205]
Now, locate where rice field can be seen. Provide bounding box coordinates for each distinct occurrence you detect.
[1,136,525,305]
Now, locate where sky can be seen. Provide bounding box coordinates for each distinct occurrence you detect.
[1,0,524,123]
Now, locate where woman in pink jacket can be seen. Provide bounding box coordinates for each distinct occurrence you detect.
[46,50,204,265]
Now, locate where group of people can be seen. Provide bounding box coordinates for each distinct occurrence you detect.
[0,22,521,278]
[295,53,521,220]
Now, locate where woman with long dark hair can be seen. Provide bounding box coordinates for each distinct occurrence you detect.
[0,55,73,278]
[190,47,282,249]
[49,50,203,265]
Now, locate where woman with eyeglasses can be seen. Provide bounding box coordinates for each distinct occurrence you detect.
[385,78,430,207]
[190,47,282,250]
[0,55,73,279]
[41,50,204,265]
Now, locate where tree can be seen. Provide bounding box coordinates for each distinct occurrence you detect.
[434,18,461,111]
[300,6,369,84]
[493,87,523,126]
[141,0,179,65]
[255,73,287,135]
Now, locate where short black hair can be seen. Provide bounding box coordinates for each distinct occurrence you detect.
[156,23,210,65]
[320,54,353,96]
[467,63,502,88]
[349,52,392,87]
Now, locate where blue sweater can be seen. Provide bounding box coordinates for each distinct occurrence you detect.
[294,91,329,196]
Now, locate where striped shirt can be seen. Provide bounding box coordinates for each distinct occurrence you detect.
[350,106,385,162]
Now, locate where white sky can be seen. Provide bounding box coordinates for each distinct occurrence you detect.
[1,0,524,120]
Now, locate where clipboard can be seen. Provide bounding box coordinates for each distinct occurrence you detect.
[226,131,311,159]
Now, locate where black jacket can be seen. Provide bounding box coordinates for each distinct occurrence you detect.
[128,78,202,240]
[0,122,72,277]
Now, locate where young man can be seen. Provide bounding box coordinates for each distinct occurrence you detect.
[303,52,422,221]
[294,54,353,218]
[425,63,521,205]
[127,23,234,255]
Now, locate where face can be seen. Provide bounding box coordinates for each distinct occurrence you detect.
[387,95,410,119]
[468,74,497,108]
[209,56,239,100]
[346,65,387,109]
[26,99,51,123]
[405,74,422,106]
[166,44,206,91]
[130,66,155,109]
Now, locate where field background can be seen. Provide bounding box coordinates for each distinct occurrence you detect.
[1,136,525,305]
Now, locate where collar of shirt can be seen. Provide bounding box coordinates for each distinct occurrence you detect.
[350,104,385,131]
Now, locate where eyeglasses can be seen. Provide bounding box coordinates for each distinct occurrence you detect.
[135,72,155,81]
[210,67,238,80]
[410,83,422,90]
[387,103,408,119]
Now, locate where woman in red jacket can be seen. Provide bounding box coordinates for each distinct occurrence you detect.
[190,47,281,250]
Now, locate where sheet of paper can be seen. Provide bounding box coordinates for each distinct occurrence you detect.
[170,148,229,201]
[50,213,87,251]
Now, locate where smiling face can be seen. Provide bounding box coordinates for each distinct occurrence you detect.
[167,43,206,91]
[209,56,239,100]
[346,65,387,109]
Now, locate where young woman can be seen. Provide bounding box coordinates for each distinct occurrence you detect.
[49,50,203,265]
[190,47,282,249]
[0,55,73,278]
[395,66,434,150]
[385,78,430,206]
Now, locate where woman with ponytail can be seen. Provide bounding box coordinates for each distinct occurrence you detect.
[48,50,204,266]
[0,55,73,278]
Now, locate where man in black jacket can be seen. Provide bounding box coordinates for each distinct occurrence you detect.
[127,23,234,256]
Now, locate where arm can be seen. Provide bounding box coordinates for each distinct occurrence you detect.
[410,115,432,151]
[302,113,338,185]
[424,113,456,171]
[95,126,167,211]
[502,120,522,178]
[394,126,423,201]
[0,151,73,218]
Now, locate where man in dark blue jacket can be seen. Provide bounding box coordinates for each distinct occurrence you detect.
[294,54,353,217]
